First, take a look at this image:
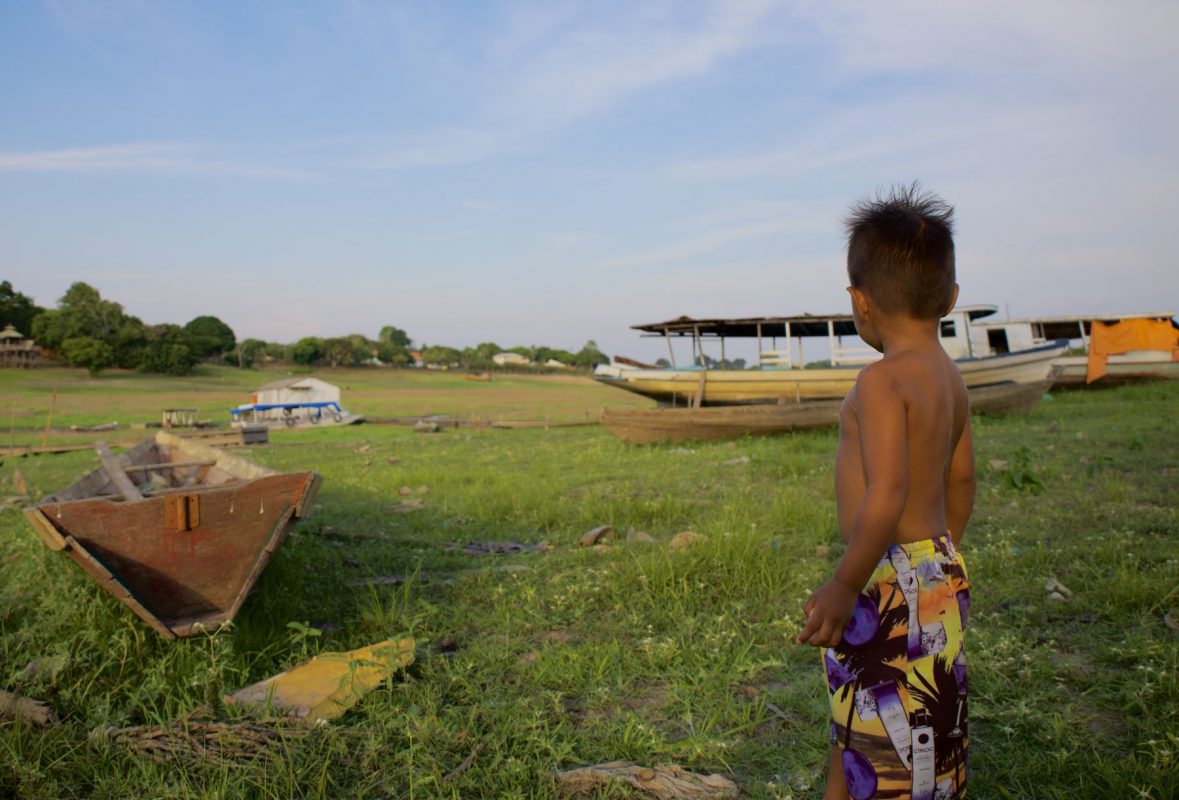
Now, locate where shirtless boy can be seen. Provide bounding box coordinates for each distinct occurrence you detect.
[796,186,976,800]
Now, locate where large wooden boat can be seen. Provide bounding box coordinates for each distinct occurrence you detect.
[601,380,1055,444]
[594,307,1066,406]
[24,431,322,639]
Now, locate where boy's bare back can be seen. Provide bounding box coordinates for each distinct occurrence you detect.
[835,343,971,546]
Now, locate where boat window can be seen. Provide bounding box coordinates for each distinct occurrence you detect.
[940,320,956,337]
[987,329,1010,354]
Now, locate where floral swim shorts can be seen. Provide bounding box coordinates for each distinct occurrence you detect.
[822,534,970,799]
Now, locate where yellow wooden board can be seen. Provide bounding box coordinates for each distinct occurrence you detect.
[225,638,414,724]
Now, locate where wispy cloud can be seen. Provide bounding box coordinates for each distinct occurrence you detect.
[599,217,806,271]
[495,0,783,127]
[0,142,312,178]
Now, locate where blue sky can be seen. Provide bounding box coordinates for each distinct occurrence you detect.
[2,0,1176,361]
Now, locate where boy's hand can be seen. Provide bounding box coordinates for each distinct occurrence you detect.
[795,579,860,647]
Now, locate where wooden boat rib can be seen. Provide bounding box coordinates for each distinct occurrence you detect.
[601,380,1055,444]
[24,431,321,639]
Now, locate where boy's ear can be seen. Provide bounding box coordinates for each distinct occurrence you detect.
[944,283,960,315]
[848,286,871,317]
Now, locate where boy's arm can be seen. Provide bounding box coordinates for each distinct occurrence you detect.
[946,417,975,546]
[797,366,909,647]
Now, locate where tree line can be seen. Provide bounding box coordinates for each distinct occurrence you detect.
[0,281,608,376]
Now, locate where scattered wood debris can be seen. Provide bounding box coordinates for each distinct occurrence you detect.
[95,718,307,762]
[225,638,415,724]
[12,468,28,496]
[1045,577,1074,602]
[554,761,738,799]
[669,531,708,551]
[413,421,441,433]
[446,540,547,555]
[355,443,371,453]
[442,741,484,784]
[627,529,655,543]
[387,499,426,513]
[1,495,30,511]
[579,525,613,547]
[0,689,57,726]
[722,455,750,466]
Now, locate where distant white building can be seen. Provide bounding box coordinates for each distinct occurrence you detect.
[492,352,531,366]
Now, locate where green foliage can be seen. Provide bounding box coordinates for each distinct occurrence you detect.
[290,337,322,365]
[572,339,609,367]
[137,325,199,376]
[378,325,412,349]
[997,444,1045,494]
[183,315,236,358]
[232,338,267,368]
[60,336,114,376]
[420,344,462,365]
[0,280,44,334]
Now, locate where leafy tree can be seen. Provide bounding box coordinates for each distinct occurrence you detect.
[572,340,608,367]
[321,336,357,368]
[138,325,198,375]
[61,337,114,376]
[111,316,149,369]
[232,338,267,368]
[32,283,127,349]
[183,316,236,358]
[378,325,412,349]
[421,345,461,366]
[374,340,410,365]
[290,337,322,365]
[0,281,44,334]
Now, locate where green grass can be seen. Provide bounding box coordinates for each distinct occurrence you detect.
[1,376,1177,798]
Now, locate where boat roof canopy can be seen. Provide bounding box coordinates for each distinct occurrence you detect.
[633,305,997,339]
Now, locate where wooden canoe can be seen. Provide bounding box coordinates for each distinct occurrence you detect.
[24,431,321,639]
[601,380,1055,444]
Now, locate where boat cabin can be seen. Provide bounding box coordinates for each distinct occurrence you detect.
[970,311,1178,356]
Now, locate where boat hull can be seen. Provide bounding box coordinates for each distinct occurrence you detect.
[593,343,1066,405]
[601,380,1054,444]
[24,432,321,639]
[1052,352,1179,386]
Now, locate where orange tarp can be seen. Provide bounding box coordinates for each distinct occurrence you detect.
[1086,318,1179,382]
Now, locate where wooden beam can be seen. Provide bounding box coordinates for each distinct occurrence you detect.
[122,460,216,473]
[94,441,144,501]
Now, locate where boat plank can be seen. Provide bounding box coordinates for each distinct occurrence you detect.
[94,442,143,501]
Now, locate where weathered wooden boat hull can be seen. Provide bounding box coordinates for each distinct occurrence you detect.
[593,342,1066,406]
[24,432,321,639]
[1051,353,1179,386]
[601,380,1054,444]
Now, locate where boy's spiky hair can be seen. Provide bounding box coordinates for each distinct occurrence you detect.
[845,183,956,319]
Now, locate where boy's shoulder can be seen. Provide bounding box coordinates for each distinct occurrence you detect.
[853,350,948,407]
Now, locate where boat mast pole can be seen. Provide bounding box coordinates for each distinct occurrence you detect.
[827,320,836,365]
[756,322,763,367]
[694,325,702,367]
[785,321,792,367]
[665,331,676,367]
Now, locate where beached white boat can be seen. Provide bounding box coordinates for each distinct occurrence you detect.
[594,307,1065,405]
[971,312,1178,385]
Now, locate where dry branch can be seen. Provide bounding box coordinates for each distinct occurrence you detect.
[95,719,308,762]
[0,689,57,726]
[555,761,738,800]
